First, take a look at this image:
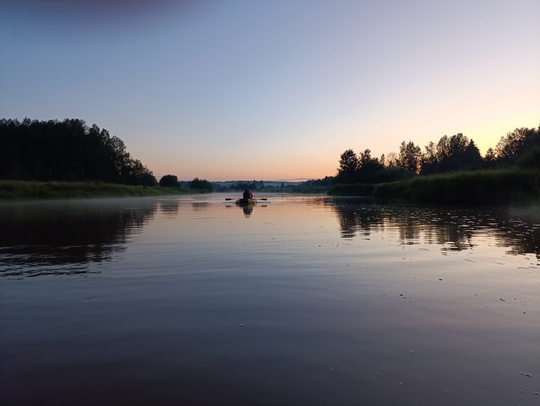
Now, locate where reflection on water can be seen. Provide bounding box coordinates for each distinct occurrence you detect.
[1,196,538,278]
[0,198,157,277]
[158,198,179,217]
[241,205,254,216]
[191,201,209,211]
[329,197,540,260]
[224,200,265,217]
[1,195,539,406]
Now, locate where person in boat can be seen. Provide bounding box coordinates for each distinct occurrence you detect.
[242,189,253,200]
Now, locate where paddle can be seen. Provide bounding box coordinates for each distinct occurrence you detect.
[225,197,267,201]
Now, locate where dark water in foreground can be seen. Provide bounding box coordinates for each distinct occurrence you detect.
[1,194,539,405]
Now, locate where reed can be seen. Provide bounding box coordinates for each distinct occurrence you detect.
[0,180,189,200]
[373,169,540,205]
[328,183,375,196]
[289,185,332,194]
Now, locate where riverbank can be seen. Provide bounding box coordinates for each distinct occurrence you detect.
[0,180,191,200]
[330,169,540,205]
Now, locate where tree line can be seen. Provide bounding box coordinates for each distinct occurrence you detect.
[336,126,540,184]
[0,118,157,186]
[212,180,265,192]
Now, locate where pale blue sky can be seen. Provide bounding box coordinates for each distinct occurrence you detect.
[1,0,538,181]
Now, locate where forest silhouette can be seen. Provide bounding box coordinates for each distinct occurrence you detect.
[330,126,540,204]
[335,126,540,184]
[0,118,156,185]
[1,118,539,204]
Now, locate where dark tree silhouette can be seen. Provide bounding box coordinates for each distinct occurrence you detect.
[337,148,408,184]
[189,177,212,192]
[357,149,384,183]
[494,127,540,167]
[336,149,359,183]
[159,175,180,187]
[0,118,157,186]
[420,133,482,175]
[398,141,422,173]
[516,145,540,169]
[335,124,539,186]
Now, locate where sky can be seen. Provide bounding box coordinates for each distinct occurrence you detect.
[1,0,539,181]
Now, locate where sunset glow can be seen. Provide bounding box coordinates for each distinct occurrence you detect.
[1,0,538,181]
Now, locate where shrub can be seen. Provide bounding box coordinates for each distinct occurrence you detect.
[159,175,180,188]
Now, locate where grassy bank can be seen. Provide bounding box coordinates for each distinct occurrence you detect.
[330,169,540,205]
[0,180,191,200]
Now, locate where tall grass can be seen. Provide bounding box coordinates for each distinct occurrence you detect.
[285,185,332,194]
[0,181,189,200]
[328,183,375,196]
[373,169,540,205]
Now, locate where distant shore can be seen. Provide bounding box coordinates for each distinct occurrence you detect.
[0,180,191,200]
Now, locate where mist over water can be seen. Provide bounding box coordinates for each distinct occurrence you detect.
[1,195,539,405]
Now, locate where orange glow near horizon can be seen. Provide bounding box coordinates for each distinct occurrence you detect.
[2,1,538,182]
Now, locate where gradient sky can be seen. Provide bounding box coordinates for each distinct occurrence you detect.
[1,0,539,181]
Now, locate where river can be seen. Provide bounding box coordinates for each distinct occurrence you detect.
[1,194,539,405]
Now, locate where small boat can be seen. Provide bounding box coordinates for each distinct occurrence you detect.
[235,198,257,206]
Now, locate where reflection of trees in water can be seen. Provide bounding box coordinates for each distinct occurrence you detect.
[191,202,209,211]
[329,198,540,259]
[318,197,384,239]
[158,199,179,217]
[0,200,157,277]
[491,208,540,260]
[337,204,384,239]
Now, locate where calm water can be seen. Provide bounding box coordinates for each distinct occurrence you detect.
[1,194,539,406]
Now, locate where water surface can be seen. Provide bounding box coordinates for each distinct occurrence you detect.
[1,195,539,405]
